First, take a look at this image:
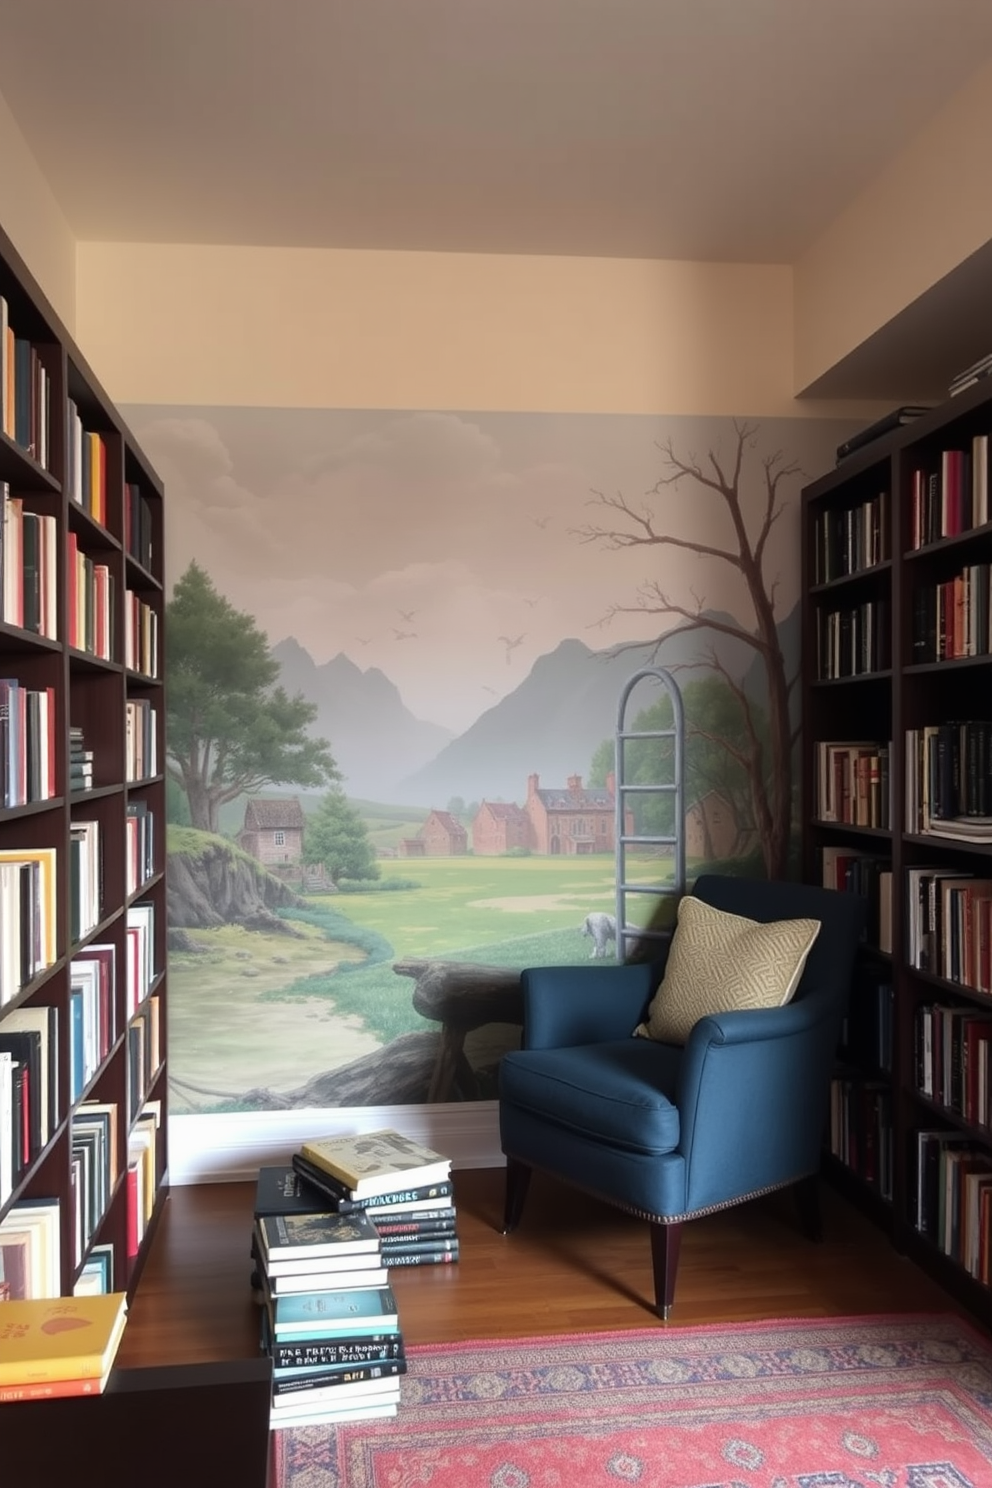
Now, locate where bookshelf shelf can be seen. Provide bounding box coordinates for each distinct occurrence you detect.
[803,385,992,1325]
[0,219,168,1301]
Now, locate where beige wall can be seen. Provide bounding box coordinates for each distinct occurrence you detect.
[0,86,75,332]
[76,241,882,420]
[794,56,992,394]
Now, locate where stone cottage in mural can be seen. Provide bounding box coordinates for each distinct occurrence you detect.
[397,809,468,858]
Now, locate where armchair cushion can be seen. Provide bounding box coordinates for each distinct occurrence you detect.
[499,1039,683,1154]
[634,895,821,1046]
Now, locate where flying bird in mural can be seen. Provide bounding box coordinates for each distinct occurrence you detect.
[530,515,551,529]
[523,596,540,607]
[499,634,525,664]
[354,635,376,645]
[481,684,496,694]
[397,609,418,622]
[393,628,417,641]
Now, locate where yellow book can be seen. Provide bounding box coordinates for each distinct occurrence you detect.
[299,1127,451,1198]
[0,1291,127,1386]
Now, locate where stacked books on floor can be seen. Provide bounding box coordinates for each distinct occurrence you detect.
[253,1169,406,1430]
[292,1127,459,1272]
[0,1291,127,1402]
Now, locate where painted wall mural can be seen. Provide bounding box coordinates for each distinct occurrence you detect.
[121,406,853,1116]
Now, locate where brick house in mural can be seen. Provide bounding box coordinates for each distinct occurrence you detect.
[685,790,751,862]
[526,772,626,855]
[238,796,306,866]
[472,799,531,855]
[237,795,331,888]
[397,809,468,858]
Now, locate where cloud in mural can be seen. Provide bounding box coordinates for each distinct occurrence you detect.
[134,407,824,734]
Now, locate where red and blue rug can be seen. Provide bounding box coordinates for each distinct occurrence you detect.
[271,1313,992,1487]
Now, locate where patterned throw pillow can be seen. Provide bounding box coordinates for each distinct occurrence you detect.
[633,895,821,1045]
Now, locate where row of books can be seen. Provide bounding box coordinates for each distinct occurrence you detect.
[128,998,162,1121]
[0,1195,61,1301]
[0,1004,57,1203]
[69,945,115,1104]
[907,869,992,994]
[1,487,57,637]
[820,848,892,953]
[815,598,889,679]
[124,484,154,573]
[911,564,991,664]
[125,698,158,783]
[126,800,155,895]
[66,531,114,660]
[69,818,101,944]
[124,590,159,678]
[126,1101,161,1261]
[71,1100,119,1268]
[0,301,52,470]
[0,678,56,806]
[915,1002,992,1128]
[815,740,891,829]
[913,1129,992,1283]
[0,848,57,1007]
[906,722,992,840]
[909,438,991,550]
[66,406,108,527]
[828,1078,892,1200]
[125,901,156,1017]
[812,491,888,585]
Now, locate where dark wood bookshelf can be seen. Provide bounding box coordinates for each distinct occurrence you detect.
[0,216,168,1300]
[802,385,992,1327]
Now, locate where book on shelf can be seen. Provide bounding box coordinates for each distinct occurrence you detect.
[0,1197,60,1300]
[835,406,931,463]
[0,1291,127,1389]
[297,1128,451,1199]
[257,1207,381,1264]
[950,352,992,396]
[815,740,891,828]
[291,1152,454,1213]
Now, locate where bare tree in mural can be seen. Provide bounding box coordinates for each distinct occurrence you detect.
[576,420,799,879]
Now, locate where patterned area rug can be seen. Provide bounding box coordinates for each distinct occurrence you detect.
[271,1314,992,1487]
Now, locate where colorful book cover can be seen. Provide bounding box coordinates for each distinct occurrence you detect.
[297,1128,450,1198]
[270,1285,398,1335]
[259,1206,380,1261]
[0,1292,127,1385]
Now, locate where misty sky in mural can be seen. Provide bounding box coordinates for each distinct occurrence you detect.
[127,407,849,742]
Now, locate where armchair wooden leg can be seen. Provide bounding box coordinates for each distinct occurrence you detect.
[649,1220,682,1320]
[794,1174,823,1242]
[502,1157,532,1233]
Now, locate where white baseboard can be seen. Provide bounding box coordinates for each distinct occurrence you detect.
[167,1101,504,1184]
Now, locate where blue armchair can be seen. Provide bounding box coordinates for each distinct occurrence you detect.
[498,874,867,1318]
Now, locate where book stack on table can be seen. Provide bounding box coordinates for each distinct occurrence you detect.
[252,1177,405,1430]
[0,1291,128,1402]
[292,1127,459,1271]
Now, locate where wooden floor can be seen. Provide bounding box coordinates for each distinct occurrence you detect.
[115,1166,966,1369]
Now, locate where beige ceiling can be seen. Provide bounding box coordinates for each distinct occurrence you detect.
[1,0,992,265]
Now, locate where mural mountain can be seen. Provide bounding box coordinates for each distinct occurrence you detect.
[272,638,453,799]
[275,607,798,807]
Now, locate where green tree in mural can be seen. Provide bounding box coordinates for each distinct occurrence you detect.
[303,788,380,884]
[576,420,799,878]
[589,676,760,856]
[166,561,338,832]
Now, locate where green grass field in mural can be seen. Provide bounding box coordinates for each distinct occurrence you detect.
[167,851,678,1112]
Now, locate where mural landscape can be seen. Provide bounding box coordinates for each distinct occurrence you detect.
[123,406,853,1113]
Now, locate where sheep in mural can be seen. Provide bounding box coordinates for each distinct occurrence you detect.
[581,911,617,958]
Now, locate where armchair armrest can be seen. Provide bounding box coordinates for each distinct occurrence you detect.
[521,962,661,1049]
[675,993,839,1213]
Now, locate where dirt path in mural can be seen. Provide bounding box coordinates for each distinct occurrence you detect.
[168,922,386,1111]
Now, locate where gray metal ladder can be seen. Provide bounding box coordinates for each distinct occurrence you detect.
[614,667,686,962]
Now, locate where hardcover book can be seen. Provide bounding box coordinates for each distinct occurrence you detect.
[254,1164,332,1218]
[0,1291,127,1386]
[292,1152,454,1212]
[295,1129,451,1199]
[268,1285,398,1337]
[258,1207,380,1262]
